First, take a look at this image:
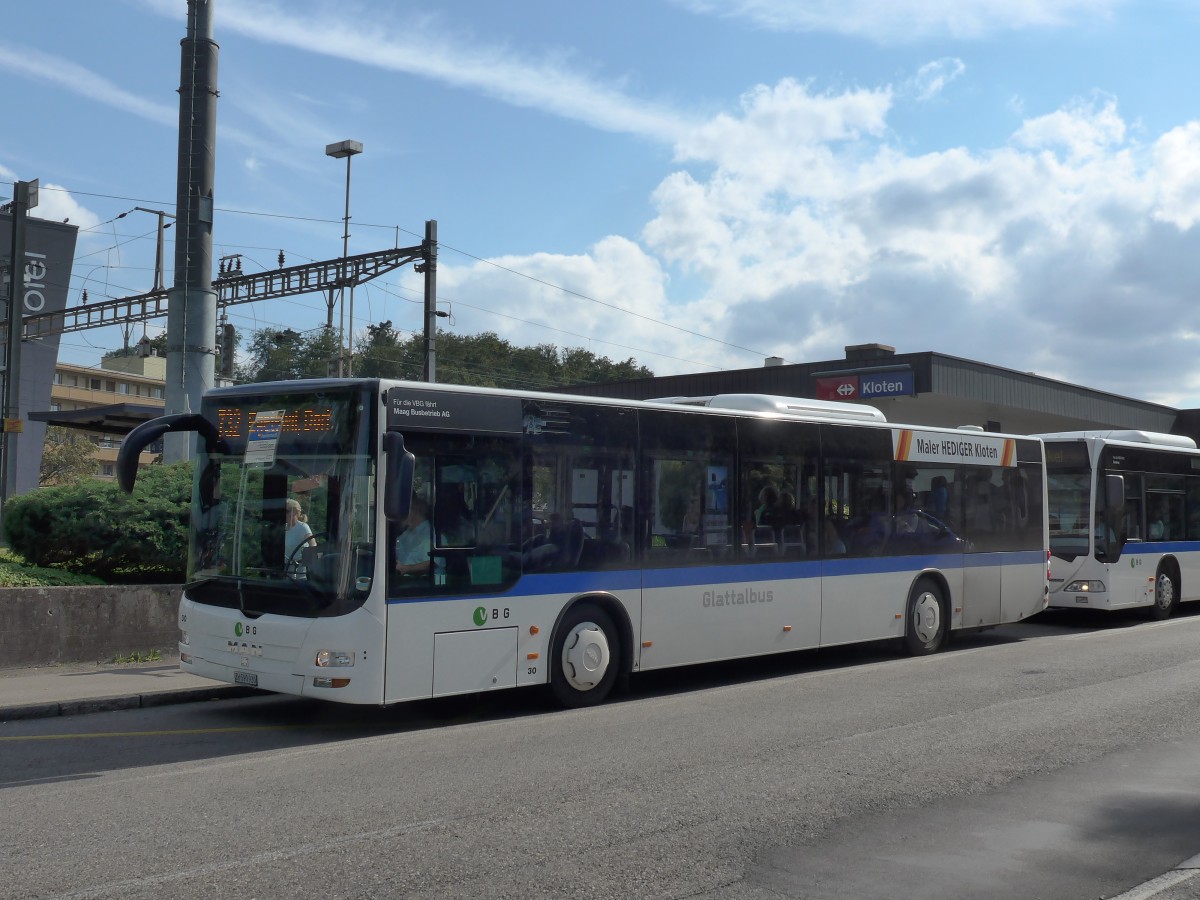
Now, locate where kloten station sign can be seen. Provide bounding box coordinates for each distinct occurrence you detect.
[814,368,915,402]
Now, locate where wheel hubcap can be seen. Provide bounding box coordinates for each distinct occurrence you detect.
[1157,575,1175,610]
[562,621,611,692]
[912,591,941,643]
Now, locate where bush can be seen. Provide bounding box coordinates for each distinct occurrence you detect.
[1,462,192,581]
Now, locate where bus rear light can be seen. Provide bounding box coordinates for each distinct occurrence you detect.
[1064,580,1105,592]
[180,652,192,664]
[313,677,351,688]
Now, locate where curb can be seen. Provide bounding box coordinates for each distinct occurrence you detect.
[0,685,260,722]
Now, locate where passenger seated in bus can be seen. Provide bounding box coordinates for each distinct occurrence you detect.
[1094,510,1116,544]
[395,496,437,577]
[894,492,920,534]
[1148,500,1168,540]
[823,518,847,555]
[752,485,788,541]
[847,492,891,553]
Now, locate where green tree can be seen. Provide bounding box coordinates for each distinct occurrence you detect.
[353,320,423,380]
[344,325,653,389]
[234,326,340,382]
[39,426,97,486]
[2,462,192,581]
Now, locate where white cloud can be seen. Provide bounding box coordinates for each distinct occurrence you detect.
[909,58,966,102]
[1012,95,1126,161]
[634,78,1200,405]
[671,0,1125,42]
[31,183,101,231]
[0,42,176,127]
[1152,122,1200,230]
[422,236,715,371]
[196,0,697,144]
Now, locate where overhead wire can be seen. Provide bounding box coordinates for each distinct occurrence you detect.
[42,184,785,367]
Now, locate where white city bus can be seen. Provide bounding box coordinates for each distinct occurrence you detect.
[118,380,1048,708]
[1041,430,1200,618]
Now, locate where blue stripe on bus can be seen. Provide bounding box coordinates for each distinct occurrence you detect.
[1122,541,1200,555]
[384,548,1045,605]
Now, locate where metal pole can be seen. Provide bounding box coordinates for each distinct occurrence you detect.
[342,154,352,377]
[422,219,438,383]
[2,180,33,509]
[164,0,218,463]
[325,140,361,377]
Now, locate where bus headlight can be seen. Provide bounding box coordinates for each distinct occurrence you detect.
[1064,580,1106,593]
[315,649,355,667]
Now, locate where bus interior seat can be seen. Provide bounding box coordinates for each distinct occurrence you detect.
[780,525,806,557]
[751,525,778,556]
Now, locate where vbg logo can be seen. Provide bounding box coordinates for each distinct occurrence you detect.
[235,622,243,637]
[473,607,488,627]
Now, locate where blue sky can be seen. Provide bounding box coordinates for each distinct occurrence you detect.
[4,0,1200,406]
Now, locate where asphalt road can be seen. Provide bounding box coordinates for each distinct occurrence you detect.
[5,607,1200,899]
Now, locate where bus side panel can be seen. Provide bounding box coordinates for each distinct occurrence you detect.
[962,555,1000,627]
[818,558,909,647]
[638,562,821,670]
[1105,550,1152,610]
[383,574,641,703]
[998,551,1048,622]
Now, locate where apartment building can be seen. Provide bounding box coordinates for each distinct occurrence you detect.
[44,354,167,480]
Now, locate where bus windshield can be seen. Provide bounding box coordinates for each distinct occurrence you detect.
[187,385,376,617]
[1047,467,1090,560]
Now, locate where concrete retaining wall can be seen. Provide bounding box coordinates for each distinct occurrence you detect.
[0,585,181,667]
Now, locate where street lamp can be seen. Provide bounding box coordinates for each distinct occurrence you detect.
[325,139,362,377]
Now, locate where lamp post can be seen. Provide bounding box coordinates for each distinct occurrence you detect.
[325,139,362,377]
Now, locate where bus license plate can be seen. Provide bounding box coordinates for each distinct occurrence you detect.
[234,671,258,686]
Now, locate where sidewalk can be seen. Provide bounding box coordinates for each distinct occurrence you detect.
[0,655,256,721]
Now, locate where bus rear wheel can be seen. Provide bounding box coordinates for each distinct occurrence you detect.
[904,579,947,655]
[1149,567,1178,620]
[550,603,619,708]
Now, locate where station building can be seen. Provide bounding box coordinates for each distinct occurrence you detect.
[564,343,1187,439]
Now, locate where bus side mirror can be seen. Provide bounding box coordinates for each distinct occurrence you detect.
[117,413,225,493]
[384,430,414,524]
[1105,474,1125,511]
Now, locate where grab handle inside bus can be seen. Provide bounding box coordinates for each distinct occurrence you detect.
[116,413,226,493]
[383,430,415,523]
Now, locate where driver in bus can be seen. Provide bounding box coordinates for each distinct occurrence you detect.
[395,496,436,576]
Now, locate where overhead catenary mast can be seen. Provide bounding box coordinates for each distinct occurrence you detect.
[163,0,218,463]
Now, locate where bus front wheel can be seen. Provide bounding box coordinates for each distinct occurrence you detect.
[904,579,947,655]
[1149,567,1178,620]
[550,603,619,708]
